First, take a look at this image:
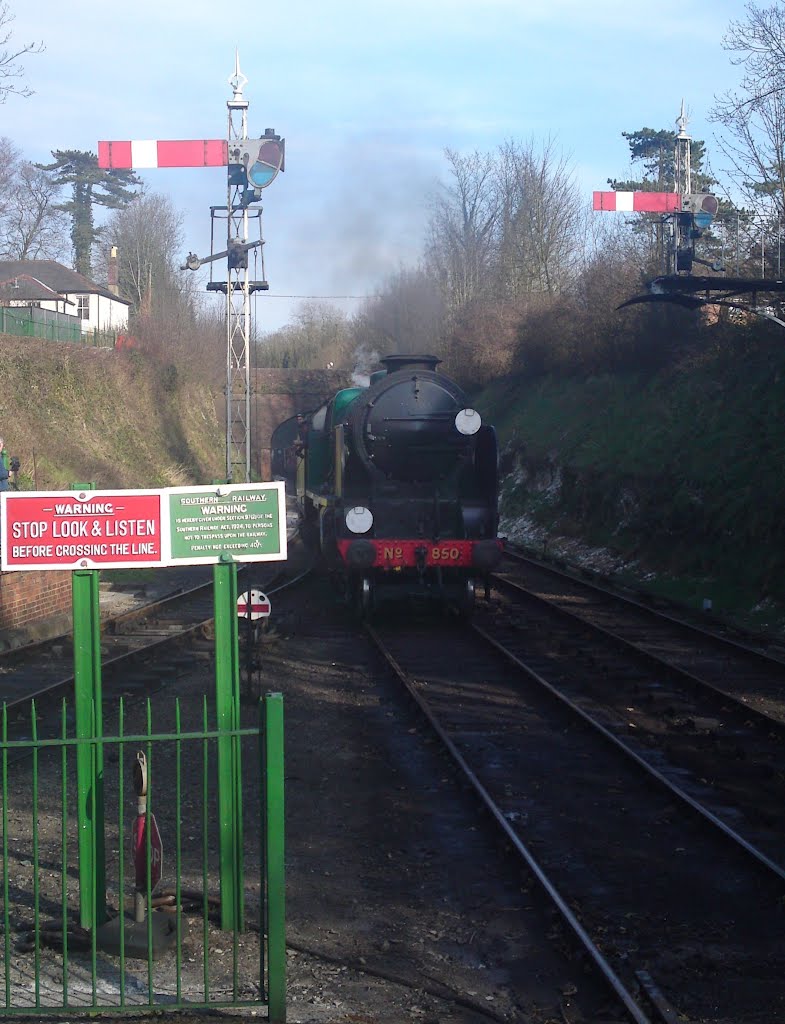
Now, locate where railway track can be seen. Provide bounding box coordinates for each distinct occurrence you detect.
[7,542,785,1019]
[499,546,785,707]
[367,594,785,1022]
[0,555,310,731]
[488,550,785,870]
[1,569,215,711]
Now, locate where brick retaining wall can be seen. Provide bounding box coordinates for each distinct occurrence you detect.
[0,569,71,632]
[250,369,351,479]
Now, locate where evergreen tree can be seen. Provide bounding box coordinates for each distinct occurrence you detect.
[36,150,141,277]
[607,126,719,276]
[609,127,714,194]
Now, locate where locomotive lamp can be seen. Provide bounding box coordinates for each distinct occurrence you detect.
[346,507,373,534]
[455,409,482,435]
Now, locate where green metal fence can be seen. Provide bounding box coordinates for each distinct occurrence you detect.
[0,694,286,1020]
[0,307,118,347]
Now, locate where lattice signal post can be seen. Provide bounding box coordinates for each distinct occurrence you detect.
[592,104,717,275]
[98,54,285,483]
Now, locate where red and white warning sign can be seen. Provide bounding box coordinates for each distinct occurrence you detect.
[0,489,164,570]
[237,589,271,620]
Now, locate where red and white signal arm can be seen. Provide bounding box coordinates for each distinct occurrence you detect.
[237,589,271,620]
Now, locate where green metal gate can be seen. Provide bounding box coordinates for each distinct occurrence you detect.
[0,694,285,1020]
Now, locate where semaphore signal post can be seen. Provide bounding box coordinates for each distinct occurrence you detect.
[98,58,287,940]
[98,52,284,484]
[593,102,785,324]
[593,102,718,278]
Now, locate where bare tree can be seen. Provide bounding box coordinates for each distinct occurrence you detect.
[425,149,498,315]
[718,1,785,101]
[0,2,43,103]
[0,137,68,259]
[353,266,444,356]
[95,190,228,381]
[0,134,17,200]
[255,303,353,369]
[711,2,785,218]
[494,137,582,298]
[0,160,68,259]
[425,140,582,314]
[100,189,193,319]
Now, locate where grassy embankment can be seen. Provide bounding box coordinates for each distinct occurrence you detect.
[5,328,785,634]
[0,334,225,492]
[474,332,785,635]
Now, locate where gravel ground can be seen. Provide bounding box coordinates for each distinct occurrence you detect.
[3,556,613,1024]
[240,566,611,1024]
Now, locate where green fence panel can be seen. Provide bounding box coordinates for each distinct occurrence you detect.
[0,695,285,1016]
[0,307,116,346]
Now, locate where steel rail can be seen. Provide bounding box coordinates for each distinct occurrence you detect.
[471,620,785,885]
[492,571,785,736]
[501,544,785,665]
[2,562,313,715]
[365,622,655,1024]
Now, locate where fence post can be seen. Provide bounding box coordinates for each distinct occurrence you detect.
[264,692,286,1022]
[213,557,243,931]
[71,481,106,929]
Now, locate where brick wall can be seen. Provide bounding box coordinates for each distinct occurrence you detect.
[0,570,72,632]
[250,369,351,479]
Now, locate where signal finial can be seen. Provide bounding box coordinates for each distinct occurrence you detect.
[676,99,690,140]
[228,49,248,107]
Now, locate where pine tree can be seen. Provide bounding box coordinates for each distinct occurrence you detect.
[36,150,141,277]
[609,127,715,194]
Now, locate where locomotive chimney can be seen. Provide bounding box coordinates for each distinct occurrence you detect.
[380,354,441,375]
[108,245,119,296]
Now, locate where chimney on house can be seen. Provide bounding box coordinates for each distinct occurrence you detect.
[108,245,119,295]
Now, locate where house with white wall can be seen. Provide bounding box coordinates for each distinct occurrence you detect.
[0,259,130,333]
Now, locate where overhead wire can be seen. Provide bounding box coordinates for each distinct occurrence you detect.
[257,294,369,299]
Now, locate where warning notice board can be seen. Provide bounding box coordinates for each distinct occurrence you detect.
[167,483,287,565]
[1,482,287,571]
[0,489,164,570]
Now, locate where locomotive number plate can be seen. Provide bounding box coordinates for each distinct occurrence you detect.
[375,540,474,567]
[428,545,467,562]
[337,539,476,568]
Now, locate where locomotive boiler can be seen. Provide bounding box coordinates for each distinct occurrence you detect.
[272,354,502,615]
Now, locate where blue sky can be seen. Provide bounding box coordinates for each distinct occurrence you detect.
[4,0,745,330]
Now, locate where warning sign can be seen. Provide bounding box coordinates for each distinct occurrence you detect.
[167,483,287,565]
[0,490,163,570]
[1,482,287,571]
[237,589,271,619]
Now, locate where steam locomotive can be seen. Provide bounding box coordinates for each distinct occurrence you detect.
[271,354,501,615]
